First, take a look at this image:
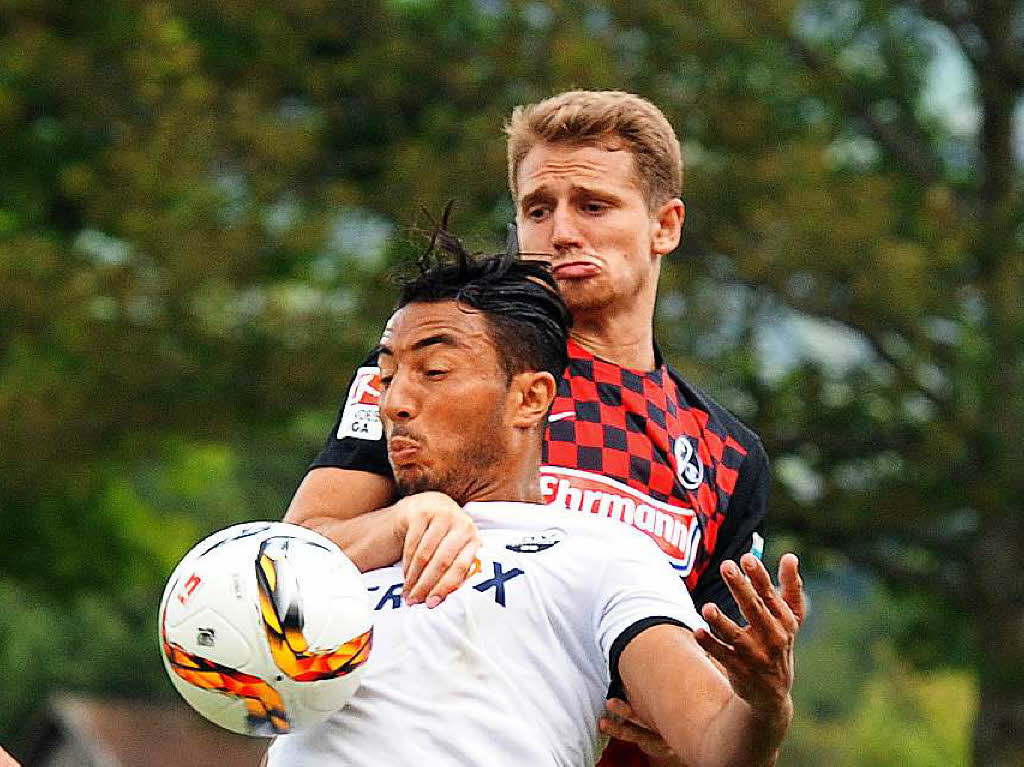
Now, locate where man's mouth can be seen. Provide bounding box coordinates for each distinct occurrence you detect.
[552,260,600,280]
[388,435,421,464]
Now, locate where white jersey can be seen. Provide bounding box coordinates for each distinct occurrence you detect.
[267,501,706,766]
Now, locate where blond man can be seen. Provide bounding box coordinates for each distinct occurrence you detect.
[287,91,803,766]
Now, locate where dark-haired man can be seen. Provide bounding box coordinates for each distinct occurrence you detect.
[268,250,796,767]
[286,91,803,765]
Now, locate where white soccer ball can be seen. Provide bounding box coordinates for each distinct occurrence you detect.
[158,521,373,736]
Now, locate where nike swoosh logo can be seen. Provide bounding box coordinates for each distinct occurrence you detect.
[548,411,575,422]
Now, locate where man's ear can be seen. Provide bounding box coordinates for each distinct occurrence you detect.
[651,198,684,256]
[510,371,557,430]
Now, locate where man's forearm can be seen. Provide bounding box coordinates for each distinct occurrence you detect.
[621,625,791,767]
[297,504,405,572]
[283,467,400,571]
[694,695,790,767]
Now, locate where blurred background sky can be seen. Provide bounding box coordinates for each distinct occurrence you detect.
[1,1,1021,764]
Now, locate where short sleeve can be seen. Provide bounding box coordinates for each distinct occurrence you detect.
[309,348,393,478]
[594,529,708,699]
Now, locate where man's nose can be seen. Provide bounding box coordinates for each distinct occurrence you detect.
[550,206,584,251]
[380,373,417,423]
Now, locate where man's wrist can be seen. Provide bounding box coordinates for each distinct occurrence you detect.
[747,693,792,753]
[389,498,409,543]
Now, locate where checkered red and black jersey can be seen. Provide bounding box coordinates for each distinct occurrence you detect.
[313,339,770,621]
[540,339,769,598]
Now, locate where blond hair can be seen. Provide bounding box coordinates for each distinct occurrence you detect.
[505,90,683,210]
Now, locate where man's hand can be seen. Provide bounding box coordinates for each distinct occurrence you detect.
[600,698,684,765]
[393,492,482,608]
[695,553,804,733]
[0,743,20,767]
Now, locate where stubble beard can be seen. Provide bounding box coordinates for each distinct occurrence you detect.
[393,407,508,505]
[556,276,615,316]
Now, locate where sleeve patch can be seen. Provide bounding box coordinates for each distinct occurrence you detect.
[337,366,383,441]
[750,531,764,560]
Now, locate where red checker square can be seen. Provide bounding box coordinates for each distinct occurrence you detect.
[646,462,677,498]
[724,436,748,457]
[619,387,647,413]
[545,440,578,467]
[697,482,717,516]
[592,358,621,386]
[574,420,605,447]
[598,401,628,429]
[626,430,655,459]
[689,405,710,429]
[702,428,725,462]
[642,378,668,410]
[673,410,704,440]
[716,464,739,495]
[601,448,631,479]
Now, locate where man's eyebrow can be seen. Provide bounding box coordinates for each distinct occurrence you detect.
[519,188,552,210]
[377,333,460,357]
[411,333,459,351]
[520,184,622,209]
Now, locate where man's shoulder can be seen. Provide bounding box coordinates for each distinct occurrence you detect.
[663,361,766,459]
[469,501,660,559]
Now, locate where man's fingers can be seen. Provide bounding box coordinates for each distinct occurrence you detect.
[402,517,447,600]
[600,702,673,759]
[701,602,744,647]
[401,511,429,576]
[0,745,20,767]
[605,698,647,728]
[406,528,463,603]
[721,560,772,635]
[778,553,806,626]
[693,625,739,672]
[598,718,670,758]
[421,538,482,607]
[741,554,798,634]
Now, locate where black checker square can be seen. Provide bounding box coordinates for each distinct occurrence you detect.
[620,369,645,393]
[602,424,628,451]
[645,401,667,428]
[570,357,594,379]
[549,419,576,443]
[625,411,647,433]
[597,381,622,407]
[630,455,652,484]
[577,401,602,423]
[577,446,604,471]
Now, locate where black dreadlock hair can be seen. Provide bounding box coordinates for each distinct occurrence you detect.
[396,206,571,383]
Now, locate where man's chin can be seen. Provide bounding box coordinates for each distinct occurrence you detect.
[395,472,439,498]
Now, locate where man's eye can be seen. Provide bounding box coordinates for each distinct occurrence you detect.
[527,206,549,220]
[425,369,449,379]
[582,201,608,214]
[379,375,393,388]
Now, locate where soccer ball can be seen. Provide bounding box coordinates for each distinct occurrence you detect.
[159,521,373,737]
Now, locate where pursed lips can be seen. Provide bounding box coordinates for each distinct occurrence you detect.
[551,259,600,279]
[388,435,421,464]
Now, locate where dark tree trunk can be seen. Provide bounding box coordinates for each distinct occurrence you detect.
[971,512,1024,766]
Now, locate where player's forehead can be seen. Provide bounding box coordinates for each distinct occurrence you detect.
[379,300,493,357]
[516,140,641,200]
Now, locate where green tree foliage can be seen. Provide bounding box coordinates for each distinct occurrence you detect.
[782,570,976,765]
[1,0,1019,763]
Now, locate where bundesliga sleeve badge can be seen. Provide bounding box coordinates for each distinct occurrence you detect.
[337,366,383,441]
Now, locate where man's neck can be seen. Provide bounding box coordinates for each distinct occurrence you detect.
[456,441,546,505]
[570,310,657,371]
